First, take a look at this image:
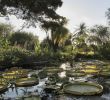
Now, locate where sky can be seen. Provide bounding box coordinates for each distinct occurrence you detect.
[0,0,110,41]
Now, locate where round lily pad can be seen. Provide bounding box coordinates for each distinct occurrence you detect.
[63,82,103,95]
[15,77,39,87]
[3,68,29,80]
[81,68,100,74]
[66,70,85,77]
[0,84,8,93]
[43,67,63,75]
[44,84,61,93]
[99,71,110,77]
[23,96,41,100]
[84,65,97,69]
[45,84,60,91]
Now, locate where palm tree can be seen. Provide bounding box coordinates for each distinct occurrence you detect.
[87,36,101,54]
[51,26,69,52]
[87,25,110,54]
[41,21,69,52]
[72,23,89,40]
[90,25,109,43]
[72,23,89,54]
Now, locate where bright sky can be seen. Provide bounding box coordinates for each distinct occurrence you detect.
[0,0,110,41]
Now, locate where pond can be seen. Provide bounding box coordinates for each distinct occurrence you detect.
[1,60,110,100]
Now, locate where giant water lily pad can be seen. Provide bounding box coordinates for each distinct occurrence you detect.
[15,77,39,87]
[43,67,63,75]
[44,84,61,93]
[84,65,97,69]
[99,71,110,77]
[0,84,8,93]
[98,67,110,77]
[0,78,7,85]
[45,84,61,90]
[81,69,100,74]
[23,96,41,100]
[3,68,29,80]
[105,79,110,85]
[100,69,110,72]
[63,82,103,95]
[66,70,85,77]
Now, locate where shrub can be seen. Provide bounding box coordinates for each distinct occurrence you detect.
[9,32,39,50]
[0,46,34,69]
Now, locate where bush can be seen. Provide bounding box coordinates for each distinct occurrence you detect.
[9,32,39,50]
[98,43,110,59]
[0,46,34,69]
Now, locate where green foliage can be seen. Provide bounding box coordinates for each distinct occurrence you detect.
[0,46,33,68]
[40,38,54,56]
[42,23,69,52]
[0,37,10,49]
[10,32,39,50]
[0,0,64,27]
[72,23,88,39]
[90,25,109,44]
[35,40,41,56]
[0,23,13,37]
[71,23,110,60]
[98,42,110,59]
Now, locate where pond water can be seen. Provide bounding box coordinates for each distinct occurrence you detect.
[1,60,110,100]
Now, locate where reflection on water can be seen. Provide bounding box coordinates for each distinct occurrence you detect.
[1,60,110,100]
[1,79,47,99]
[60,62,71,70]
[58,71,66,78]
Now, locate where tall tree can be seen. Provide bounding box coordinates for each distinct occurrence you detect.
[87,25,109,54]
[72,23,88,39]
[41,23,69,52]
[51,26,69,51]
[106,8,110,25]
[0,23,13,37]
[0,0,65,27]
[0,23,13,49]
[89,25,109,44]
[72,23,89,53]
[9,32,39,50]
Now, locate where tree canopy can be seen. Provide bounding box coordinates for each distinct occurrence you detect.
[0,0,65,27]
[10,31,39,50]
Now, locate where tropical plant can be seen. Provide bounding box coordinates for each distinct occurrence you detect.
[98,41,110,59]
[35,39,41,56]
[0,23,13,37]
[42,21,69,52]
[0,37,10,49]
[72,23,89,54]
[0,46,33,68]
[9,32,39,50]
[50,26,69,51]
[90,25,109,44]
[87,25,110,55]
[72,23,89,40]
